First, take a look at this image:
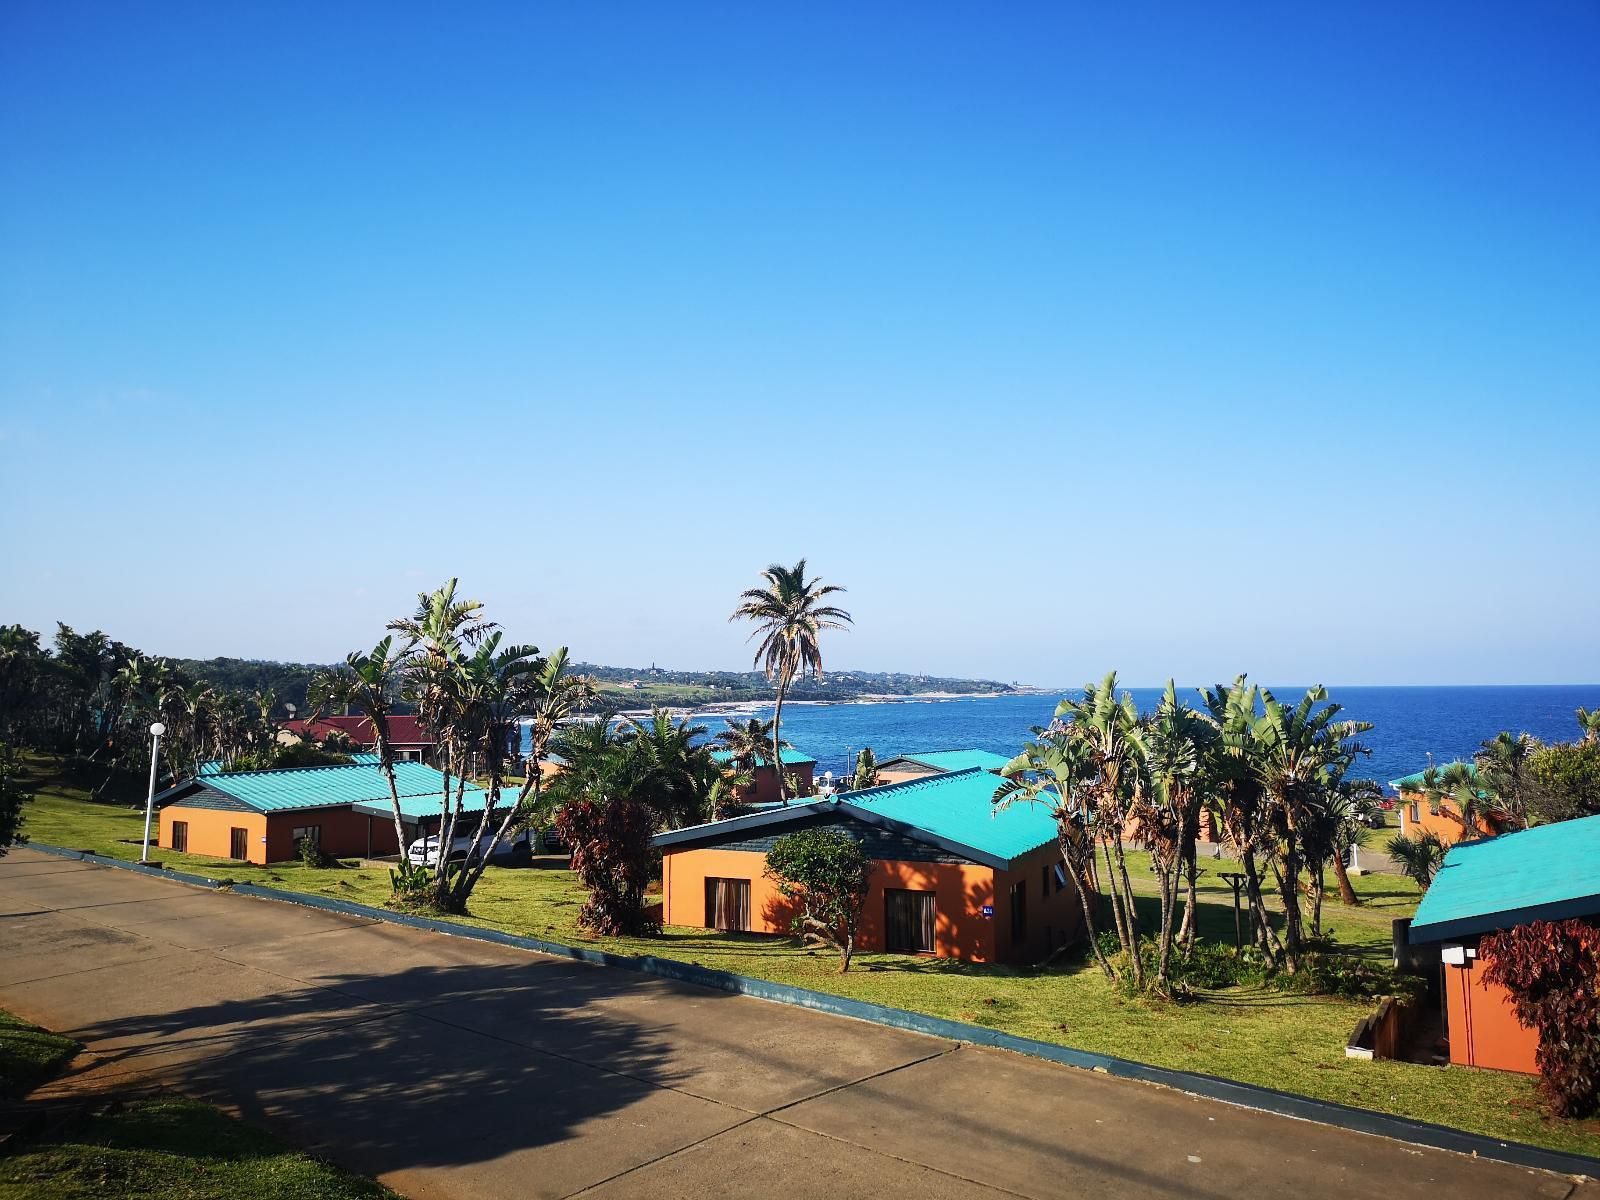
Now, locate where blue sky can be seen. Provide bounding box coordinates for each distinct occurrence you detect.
[1,3,1596,685]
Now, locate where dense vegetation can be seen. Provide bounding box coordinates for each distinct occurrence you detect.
[998,675,1380,993]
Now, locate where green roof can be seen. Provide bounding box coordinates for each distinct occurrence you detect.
[1410,814,1600,942]
[655,767,1054,869]
[1389,761,1477,791]
[709,746,818,767]
[887,749,1012,773]
[166,762,492,816]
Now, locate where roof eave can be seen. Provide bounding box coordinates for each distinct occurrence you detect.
[1409,893,1600,944]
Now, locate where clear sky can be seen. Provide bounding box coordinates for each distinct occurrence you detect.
[1,3,1596,686]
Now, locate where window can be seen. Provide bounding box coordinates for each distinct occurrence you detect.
[171,821,188,853]
[229,827,249,861]
[1408,802,1421,825]
[705,878,750,932]
[1010,880,1028,942]
[292,825,321,846]
[885,889,936,954]
[1054,863,1068,893]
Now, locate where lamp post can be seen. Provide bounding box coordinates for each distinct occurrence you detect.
[140,722,166,864]
[1219,870,1248,952]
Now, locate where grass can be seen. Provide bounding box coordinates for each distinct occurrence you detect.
[0,1005,390,1200]
[0,1009,78,1099]
[16,754,1600,1159]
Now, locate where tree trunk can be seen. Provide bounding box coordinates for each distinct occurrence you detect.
[772,679,789,805]
[1332,849,1360,906]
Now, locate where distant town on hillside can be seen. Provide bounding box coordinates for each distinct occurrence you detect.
[175,655,1023,716]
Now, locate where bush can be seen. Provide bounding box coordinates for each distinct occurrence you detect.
[1527,742,1600,824]
[1482,918,1600,1118]
[0,743,29,858]
[764,828,873,972]
[386,860,436,911]
[295,836,339,869]
[555,796,658,936]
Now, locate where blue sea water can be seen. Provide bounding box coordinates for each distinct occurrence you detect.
[672,686,1600,790]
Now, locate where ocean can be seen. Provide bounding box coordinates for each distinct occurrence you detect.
[668,685,1600,790]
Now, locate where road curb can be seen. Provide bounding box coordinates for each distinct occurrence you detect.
[24,841,1599,1180]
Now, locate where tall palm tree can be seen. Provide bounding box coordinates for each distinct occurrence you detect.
[1252,686,1372,972]
[308,637,410,859]
[730,560,851,803]
[622,708,715,829]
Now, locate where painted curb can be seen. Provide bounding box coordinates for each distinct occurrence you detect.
[23,842,1600,1180]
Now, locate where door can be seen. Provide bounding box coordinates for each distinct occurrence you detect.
[885,888,936,954]
[230,827,249,861]
[171,821,188,853]
[1010,880,1027,944]
[705,878,750,931]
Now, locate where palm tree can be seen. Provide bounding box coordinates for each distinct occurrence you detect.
[851,747,879,792]
[994,730,1111,978]
[1137,682,1213,988]
[308,637,410,861]
[1578,707,1600,746]
[713,717,787,781]
[1475,731,1536,832]
[1387,831,1446,889]
[730,560,851,803]
[622,708,716,829]
[1252,686,1372,972]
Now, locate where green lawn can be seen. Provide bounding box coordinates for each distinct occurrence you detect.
[0,1009,78,1099]
[16,756,1600,1158]
[0,1005,391,1200]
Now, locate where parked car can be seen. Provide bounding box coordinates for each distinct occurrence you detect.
[406,827,532,868]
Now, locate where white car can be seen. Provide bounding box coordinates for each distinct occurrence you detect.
[406,827,532,868]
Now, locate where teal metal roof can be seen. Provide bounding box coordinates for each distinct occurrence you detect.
[1410,814,1600,942]
[173,762,489,815]
[709,746,818,767]
[890,749,1012,773]
[1389,761,1476,791]
[847,768,1054,863]
[654,767,1055,869]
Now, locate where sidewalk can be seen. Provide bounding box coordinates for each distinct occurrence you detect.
[0,848,1585,1200]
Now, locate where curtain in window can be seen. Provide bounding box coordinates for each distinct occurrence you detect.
[886,889,936,953]
[705,878,750,931]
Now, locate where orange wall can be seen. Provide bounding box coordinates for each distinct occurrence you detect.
[993,842,1089,961]
[161,804,402,865]
[1398,801,1498,847]
[1444,951,1540,1074]
[160,806,269,864]
[876,767,938,786]
[734,763,817,806]
[664,845,1081,963]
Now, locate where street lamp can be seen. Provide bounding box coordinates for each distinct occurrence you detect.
[140,722,166,864]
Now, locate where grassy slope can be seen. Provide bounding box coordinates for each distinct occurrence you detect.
[17,757,1600,1157]
[0,1009,77,1099]
[0,1006,390,1200]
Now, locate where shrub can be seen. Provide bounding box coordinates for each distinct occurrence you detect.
[0,743,29,858]
[556,796,658,936]
[1527,742,1600,824]
[764,828,872,972]
[1481,918,1600,1118]
[387,860,439,912]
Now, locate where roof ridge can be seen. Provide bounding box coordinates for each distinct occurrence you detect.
[846,765,988,801]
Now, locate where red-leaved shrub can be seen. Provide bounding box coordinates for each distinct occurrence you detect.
[1480,918,1600,1118]
[555,796,659,936]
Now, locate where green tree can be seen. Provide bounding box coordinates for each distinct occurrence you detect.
[1527,740,1600,824]
[1252,686,1372,972]
[851,747,879,792]
[713,717,785,779]
[0,743,30,858]
[730,560,851,804]
[764,828,873,972]
[995,731,1110,977]
[1386,830,1446,889]
[307,638,412,863]
[1475,731,1537,831]
[1578,707,1600,746]
[621,708,716,830]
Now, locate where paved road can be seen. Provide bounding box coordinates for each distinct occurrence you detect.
[0,848,1584,1200]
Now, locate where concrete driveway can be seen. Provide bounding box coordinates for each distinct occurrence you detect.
[0,848,1585,1200]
